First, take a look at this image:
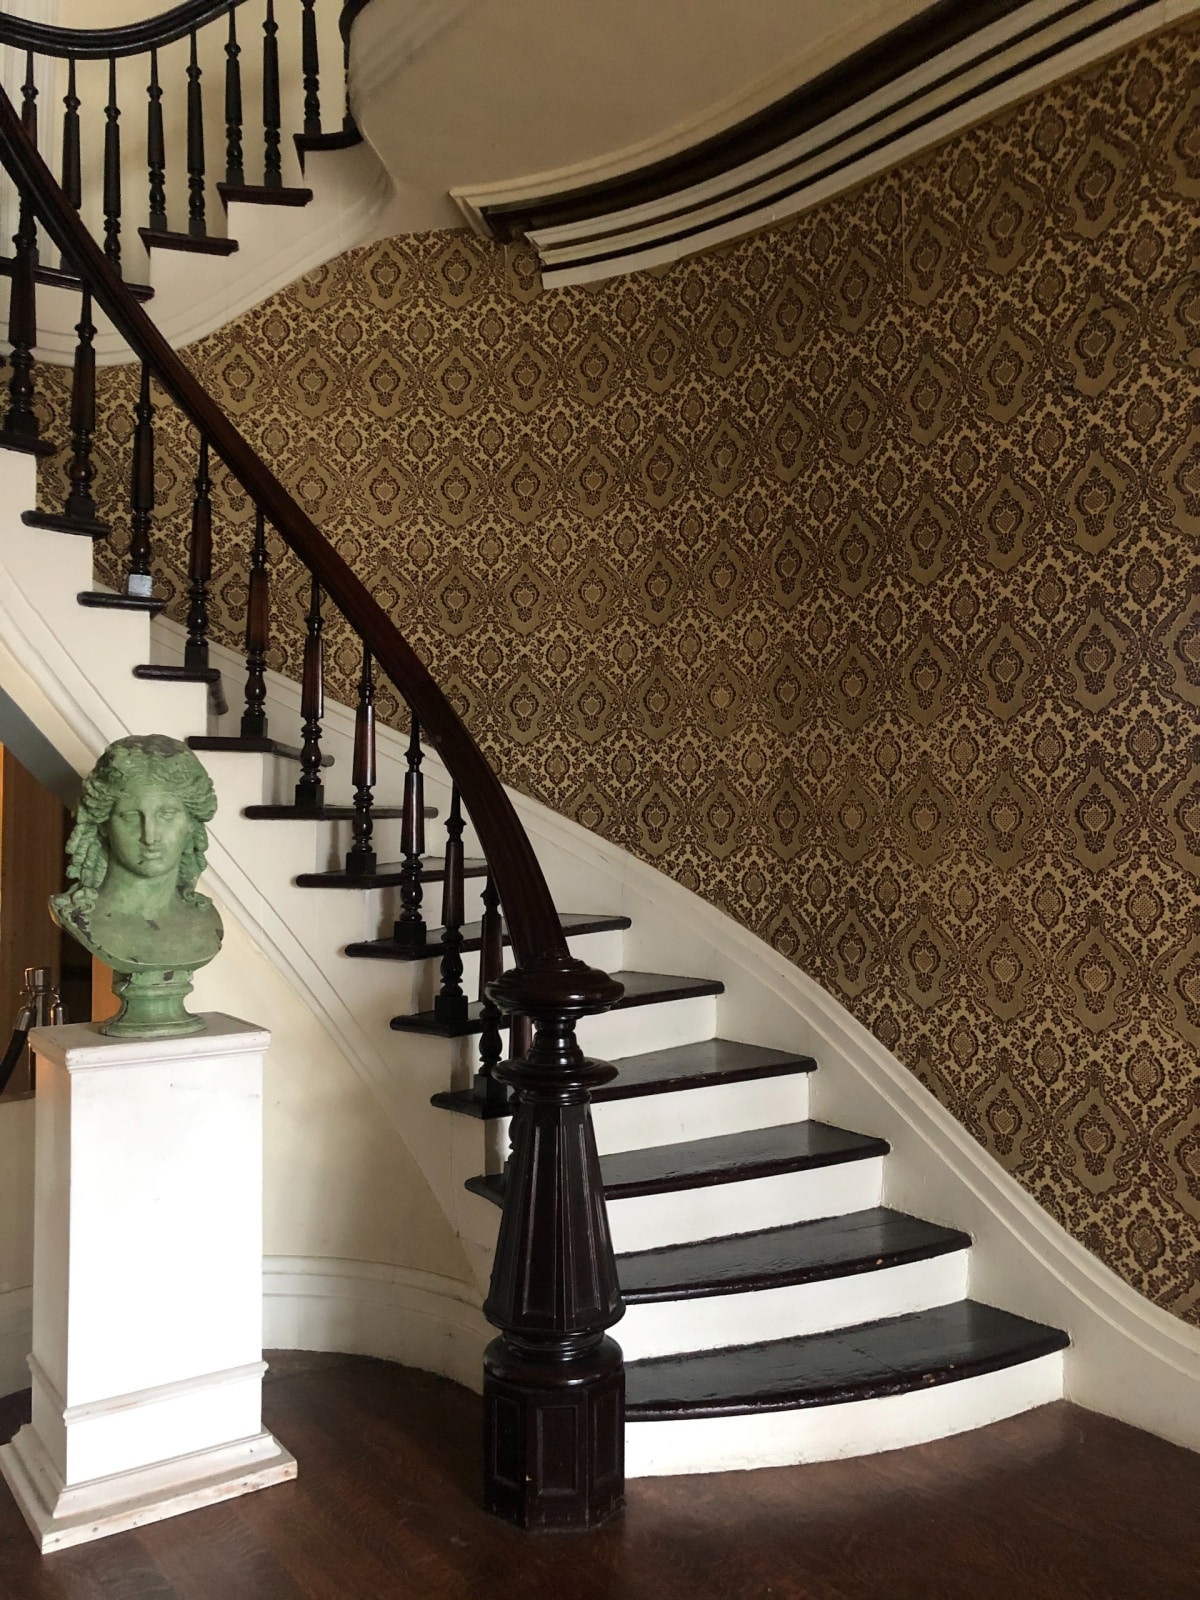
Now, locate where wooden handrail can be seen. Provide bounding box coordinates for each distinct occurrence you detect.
[0,1,247,61]
[0,81,611,991]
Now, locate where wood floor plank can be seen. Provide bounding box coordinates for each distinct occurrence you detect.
[2,1357,1198,1599]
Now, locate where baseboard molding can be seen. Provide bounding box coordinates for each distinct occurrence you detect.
[0,1287,32,1402]
[262,1257,490,1395]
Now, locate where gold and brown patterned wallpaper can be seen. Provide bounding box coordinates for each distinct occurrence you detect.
[40,24,1199,1320]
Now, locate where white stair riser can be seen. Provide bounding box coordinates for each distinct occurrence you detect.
[576,995,718,1060]
[607,1156,884,1253]
[624,1350,1065,1476]
[592,1074,810,1155]
[406,930,627,1013]
[617,1251,969,1361]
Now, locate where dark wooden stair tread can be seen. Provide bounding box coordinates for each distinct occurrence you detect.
[23,508,111,539]
[395,969,723,1038]
[77,589,165,614]
[296,856,488,889]
[243,803,427,821]
[465,1120,886,1208]
[133,663,221,684]
[617,1208,970,1302]
[218,183,314,208]
[625,1301,1069,1419]
[139,227,239,255]
[188,735,333,766]
[600,1120,887,1200]
[595,1038,816,1103]
[0,255,154,301]
[347,911,630,961]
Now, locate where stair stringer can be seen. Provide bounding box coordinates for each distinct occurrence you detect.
[1,449,1197,1457]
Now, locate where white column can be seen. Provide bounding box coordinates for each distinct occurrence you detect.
[0,1014,295,1553]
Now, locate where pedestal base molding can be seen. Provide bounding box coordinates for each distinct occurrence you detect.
[0,1422,296,1552]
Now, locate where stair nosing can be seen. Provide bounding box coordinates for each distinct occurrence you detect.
[393,969,723,1037]
[624,1304,1070,1421]
[617,1209,972,1303]
[347,912,631,962]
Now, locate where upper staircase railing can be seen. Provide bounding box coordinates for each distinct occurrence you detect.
[0,48,628,1532]
[0,0,356,280]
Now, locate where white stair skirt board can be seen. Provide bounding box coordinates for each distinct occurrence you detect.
[618,1251,969,1362]
[592,1074,811,1155]
[0,1017,295,1552]
[606,1157,884,1254]
[0,1425,295,1554]
[624,1351,1066,1478]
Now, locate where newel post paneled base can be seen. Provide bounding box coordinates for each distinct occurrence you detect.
[0,1015,296,1553]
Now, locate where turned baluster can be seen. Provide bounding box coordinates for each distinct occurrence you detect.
[185,439,213,670]
[262,0,282,188]
[224,11,244,186]
[61,60,81,210]
[0,106,50,454]
[124,363,155,596]
[301,0,321,136]
[346,647,377,875]
[26,290,105,530]
[433,786,467,1023]
[103,57,121,268]
[295,576,325,807]
[341,24,354,135]
[393,716,426,949]
[474,877,509,1112]
[20,51,37,145]
[241,508,269,737]
[146,48,166,231]
[509,1013,533,1066]
[186,31,207,236]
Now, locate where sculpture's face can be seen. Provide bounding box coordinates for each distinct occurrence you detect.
[104,781,191,882]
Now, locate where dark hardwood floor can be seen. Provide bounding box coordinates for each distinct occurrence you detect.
[2,1352,1197,1599]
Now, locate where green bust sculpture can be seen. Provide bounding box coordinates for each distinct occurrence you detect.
[50,735,223,1038]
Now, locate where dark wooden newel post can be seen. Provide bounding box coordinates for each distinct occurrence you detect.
[483,955,627,1531]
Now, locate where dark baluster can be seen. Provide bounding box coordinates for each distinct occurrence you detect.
[341,26,354,135]
[301,0,321,136]
[262,0,282,188]
[473,877,509,1112]
[509,1013,533,1066]
[30,291,105,530]
[103,57,121,268]
[61,60,81,210]
[125,363,155,596]
[146,48,166,231]
[295,576,325,807]
[0,69,50,455]
[346,648,377,875]
[241,509,269,737]
[393,716,426,949]
[434,786,467,1024]
[186,31,206,236]
[185,439,213,670]
[20,51,37,144]
[224,10,244,186]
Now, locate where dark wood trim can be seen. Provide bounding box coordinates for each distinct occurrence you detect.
[348,912,631,963]
[0,256,155,302]
[217,182,312,208]
[243,802,407,821]
[296,855,488,889]
[22,509,110,539]
[395,970,724,1038]
[293,126,361,171]
[138,226,238,256]
[132,663,221,683]
[76,589,164,614]
[0,0,244,61]
[478,0,1084,242]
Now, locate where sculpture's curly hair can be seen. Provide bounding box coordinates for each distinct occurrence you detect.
[61,735,217,918]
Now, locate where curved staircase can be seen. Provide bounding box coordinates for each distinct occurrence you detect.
[0,10,1112,1535]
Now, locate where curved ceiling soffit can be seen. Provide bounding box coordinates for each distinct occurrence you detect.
[434,0,1200,286]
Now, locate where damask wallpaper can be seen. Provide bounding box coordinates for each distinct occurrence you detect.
[40,23,1199,1320]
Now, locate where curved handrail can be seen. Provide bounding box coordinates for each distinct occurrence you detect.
[0,1,246,60]
[0,81,615,1000]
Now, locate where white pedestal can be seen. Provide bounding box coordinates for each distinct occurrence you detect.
[0,1014,295,1552]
